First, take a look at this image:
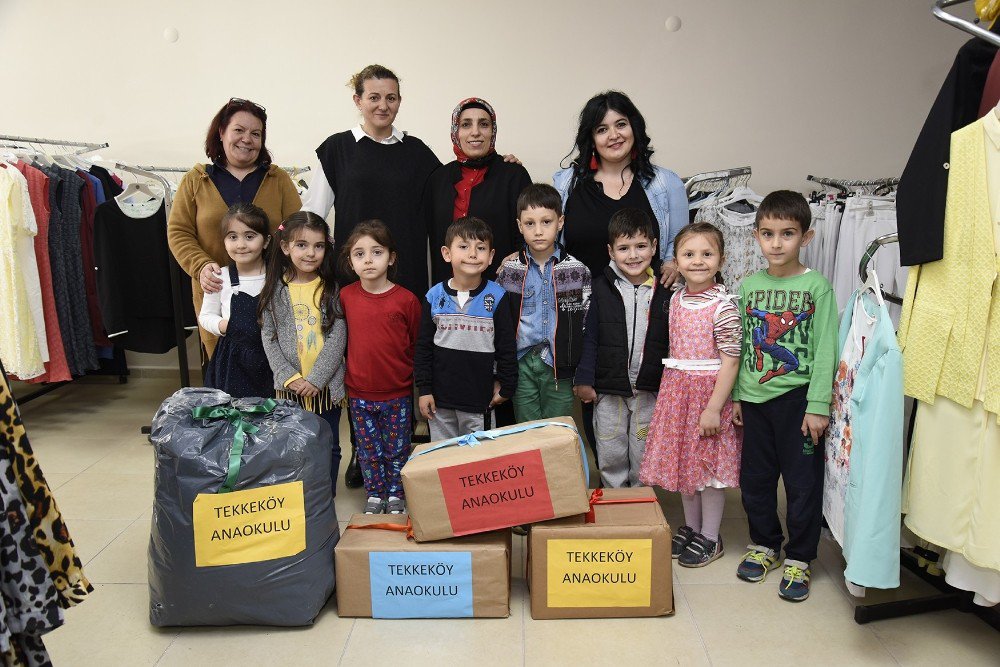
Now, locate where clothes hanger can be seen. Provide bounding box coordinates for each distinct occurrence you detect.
[114,173,161,205]
[860,265,886,308]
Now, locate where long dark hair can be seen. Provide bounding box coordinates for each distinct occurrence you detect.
[257,211,341,335]
[563,90,656,191]
[338,219,399,283]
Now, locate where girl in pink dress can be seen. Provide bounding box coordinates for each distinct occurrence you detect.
[639,222,742,568]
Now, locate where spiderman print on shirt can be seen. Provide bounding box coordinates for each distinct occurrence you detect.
[747,300,815,384]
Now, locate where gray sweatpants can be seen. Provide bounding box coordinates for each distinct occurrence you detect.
[593,391,656,488]
[429,408,487,442]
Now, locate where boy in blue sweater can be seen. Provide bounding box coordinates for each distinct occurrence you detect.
[415,217,518,440]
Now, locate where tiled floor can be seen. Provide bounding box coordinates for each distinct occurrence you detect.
[13,377,999,666]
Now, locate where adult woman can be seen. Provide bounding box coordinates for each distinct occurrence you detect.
[553,90,688,284]
[554,91,688,464]
[168,98,301,357]
[425,97,531,284]
[301,64,441,298]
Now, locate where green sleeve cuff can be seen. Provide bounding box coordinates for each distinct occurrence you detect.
[806,400,830,416]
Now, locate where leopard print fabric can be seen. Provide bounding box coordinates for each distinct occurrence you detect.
[0,369,92,610]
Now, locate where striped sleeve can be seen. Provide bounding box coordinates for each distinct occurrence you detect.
[713,299,742,358]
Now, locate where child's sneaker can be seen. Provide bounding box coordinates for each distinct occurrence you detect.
[678,534,724,568]
[672,525,696,559]
[386,496,406,515]
[363,497,385,514]
[778,560,811,601]
[736,545,780,582]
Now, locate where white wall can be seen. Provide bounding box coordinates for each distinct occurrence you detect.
[0,0,975,368]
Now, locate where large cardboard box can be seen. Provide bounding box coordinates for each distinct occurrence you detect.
[335,514,511,618]
[528,487,674,619]
[401,417,590,542]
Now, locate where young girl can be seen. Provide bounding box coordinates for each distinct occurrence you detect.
[338,221,421,514]
[639,222,742,568]
[199,203,274,398]
[258,211,346,493]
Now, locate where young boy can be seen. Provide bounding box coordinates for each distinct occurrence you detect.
[415,216,518,441]
[732,190,838,602]
[496,184,591,423]
[573,208,669,488]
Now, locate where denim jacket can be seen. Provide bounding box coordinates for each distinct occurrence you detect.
[553,164,688,260]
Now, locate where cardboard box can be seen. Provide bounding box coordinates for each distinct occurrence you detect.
[335,514,511,618]
[401,417,590,542]
[528,487,674,619]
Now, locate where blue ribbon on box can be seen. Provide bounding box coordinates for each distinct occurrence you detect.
[408,421,590,487]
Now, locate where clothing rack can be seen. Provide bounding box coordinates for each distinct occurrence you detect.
[852,234,999,629]
[857,233,904,305]
[806,175,900,196]
[934,0,1000,48]
[8,136,131,405]
[133,165,311,176]
[114,163,192,389]
[684,166,752,196]
[0,134,108,154]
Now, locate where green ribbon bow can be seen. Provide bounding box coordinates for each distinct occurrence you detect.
[191,399,277,493]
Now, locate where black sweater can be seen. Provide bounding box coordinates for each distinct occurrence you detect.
[424,154,531,284]
[316,131,441,297]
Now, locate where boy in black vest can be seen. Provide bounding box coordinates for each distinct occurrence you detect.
[574,209,669,488]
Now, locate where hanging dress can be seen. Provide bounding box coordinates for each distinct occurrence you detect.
[203,264,274,398]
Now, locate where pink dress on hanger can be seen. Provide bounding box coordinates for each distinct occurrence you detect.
[639,284,743,495]
[15,161,71,383]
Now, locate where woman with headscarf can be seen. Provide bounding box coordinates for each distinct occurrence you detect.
[425,97,531,284]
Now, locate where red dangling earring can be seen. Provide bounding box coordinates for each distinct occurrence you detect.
[589,153,599,170]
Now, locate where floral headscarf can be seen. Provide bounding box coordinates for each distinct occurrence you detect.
[450,97,497,165]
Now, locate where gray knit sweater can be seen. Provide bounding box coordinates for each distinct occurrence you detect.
[260,283,346,401]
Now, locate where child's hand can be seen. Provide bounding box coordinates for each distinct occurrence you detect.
[489,381,506,407]
[699,407,722,436]
[801,413,829,445]
[418,395,436,420]
[573,385,597,403]
[219,319,229,335]
[732,401,743,426]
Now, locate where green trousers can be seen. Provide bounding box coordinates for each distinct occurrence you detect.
[513,352,574,423]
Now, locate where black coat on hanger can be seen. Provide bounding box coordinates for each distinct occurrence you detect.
[896,21,1000,267]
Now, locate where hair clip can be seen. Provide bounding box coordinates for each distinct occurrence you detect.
[277,224,285,231]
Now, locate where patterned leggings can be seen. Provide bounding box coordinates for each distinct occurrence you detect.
[347,396,412,499]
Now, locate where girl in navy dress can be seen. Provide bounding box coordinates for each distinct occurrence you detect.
[199,203,275,397]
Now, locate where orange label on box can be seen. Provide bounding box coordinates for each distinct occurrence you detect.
[438,449,554,535]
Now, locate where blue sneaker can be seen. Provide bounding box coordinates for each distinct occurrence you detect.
[778,560,811,602]
[736,545,780,582]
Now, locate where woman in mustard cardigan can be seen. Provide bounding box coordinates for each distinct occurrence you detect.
[167,98,301,357]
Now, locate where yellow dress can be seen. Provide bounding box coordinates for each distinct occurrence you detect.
[0,166,43,378]
[900,111,1000,571]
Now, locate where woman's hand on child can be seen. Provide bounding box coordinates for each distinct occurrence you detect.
[200,263,223,294]
[659,260,680,287]
[731,402,743,426]
[573,385,597,403]
[219,319,229,335]
[501,153,522,165]
[418,395,436,420]
[801,413,829,445]
[699,407,722,436]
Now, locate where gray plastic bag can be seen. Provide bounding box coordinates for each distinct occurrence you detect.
[148,387,339,626]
